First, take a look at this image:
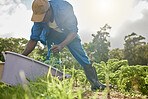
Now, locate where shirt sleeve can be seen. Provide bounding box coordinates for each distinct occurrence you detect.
[30,22,43,41]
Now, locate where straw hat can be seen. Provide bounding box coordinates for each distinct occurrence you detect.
[31,0,50,22]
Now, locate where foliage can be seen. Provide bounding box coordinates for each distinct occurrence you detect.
[93,59,128,84]
[82,42,95,63]
[0,37,28,61]
[93,59,148,95]
[0,58,148,98]
[54,47,81,70]
[44,58,148,96]
[91,24,111,63]
[118,65,148,94]
[109,48,124,60]
[44,53,62,71]
[123,32,147,65]
[133,44,148,65]
[43,53,86,86]
[108,32,148,65]
[0,37,48,62]
[0,67,84,99]
[0,37,81,69]
[0,28,148,98]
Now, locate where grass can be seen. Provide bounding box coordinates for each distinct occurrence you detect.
[0,61,148,99]
[0,66,86,99]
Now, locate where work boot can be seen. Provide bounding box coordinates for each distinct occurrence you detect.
[83,64,106,90]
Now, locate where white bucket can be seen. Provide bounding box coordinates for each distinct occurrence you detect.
[1,51,71,86]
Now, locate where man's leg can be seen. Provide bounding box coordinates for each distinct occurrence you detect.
[22,39,37,56]
[67,38,107,90]
[67,38,90,66]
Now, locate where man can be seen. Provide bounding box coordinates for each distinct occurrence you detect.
[22,0,107,90]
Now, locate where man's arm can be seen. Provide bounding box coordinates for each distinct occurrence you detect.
[22,22,43,56]
[49,32,77,55]
[22,39,37,56]
[49,2,78,55]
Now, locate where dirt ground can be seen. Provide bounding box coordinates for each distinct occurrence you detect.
[82,90,147,99]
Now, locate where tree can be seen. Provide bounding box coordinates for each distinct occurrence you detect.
[134,44,148,65]
[123,32,147,65]
[0,37,48,62]
[109,48,124,60]
[82,42,95,63]
[91,24,111,63]
[0,37,28,61]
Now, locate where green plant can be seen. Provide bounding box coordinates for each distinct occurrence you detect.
[118,65,148,95]
[92,59,148,96]
[0,59,148,98]
[0,66,85,99]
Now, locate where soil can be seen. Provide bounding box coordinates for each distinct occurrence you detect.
[82,90,147,99]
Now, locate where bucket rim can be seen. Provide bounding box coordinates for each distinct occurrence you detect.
[4,51,63,73]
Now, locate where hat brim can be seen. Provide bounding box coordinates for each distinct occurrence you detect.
[31,13,46,22]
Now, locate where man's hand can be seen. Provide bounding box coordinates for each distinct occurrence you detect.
[22,39,37,56]
[49,32,77,55]
[49,44,63,55]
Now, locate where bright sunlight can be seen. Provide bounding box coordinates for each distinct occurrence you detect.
[91,0,133,28]
[93,0,115,15]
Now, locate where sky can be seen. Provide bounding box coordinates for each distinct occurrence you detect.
[0,0,148,49]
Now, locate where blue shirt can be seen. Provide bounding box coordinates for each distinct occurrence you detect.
[30,0,79,45]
